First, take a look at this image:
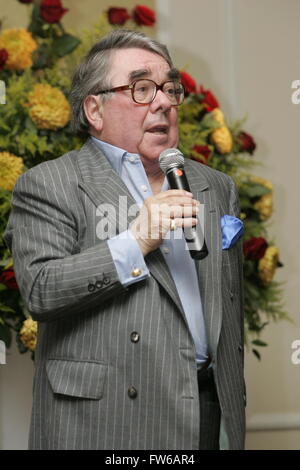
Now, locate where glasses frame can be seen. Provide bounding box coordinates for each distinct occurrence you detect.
[96,78,185,106]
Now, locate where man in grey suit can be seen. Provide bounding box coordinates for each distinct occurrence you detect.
[4,30,245,450]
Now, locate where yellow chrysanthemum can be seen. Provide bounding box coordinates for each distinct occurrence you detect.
[26,83,71,130]
[250,175,273,191]
[258,246,279,285]
[211,126,233,154]
[251,176,273,220]
[211,108,225,126]
[254,193,273,220]
[0,28,37,70]
[0,152,24,191]
[20,317,38,352]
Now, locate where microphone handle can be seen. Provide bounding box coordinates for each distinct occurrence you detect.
[166,166,208,260]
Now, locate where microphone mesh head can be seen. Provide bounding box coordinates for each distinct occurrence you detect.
[159,148,184,174]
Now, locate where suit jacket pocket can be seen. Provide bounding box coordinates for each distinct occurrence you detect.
[46,359,107,400]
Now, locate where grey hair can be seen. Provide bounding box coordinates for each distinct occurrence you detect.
[69,29,174,137]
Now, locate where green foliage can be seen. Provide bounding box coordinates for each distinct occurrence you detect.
[0,71,81,168]
[0,190,12,250]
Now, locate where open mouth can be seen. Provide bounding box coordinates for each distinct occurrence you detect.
[147,125,168,134]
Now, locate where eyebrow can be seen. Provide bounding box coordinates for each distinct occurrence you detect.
[129,68,150,81]
[167,68,181,80]
[128,67,181,82]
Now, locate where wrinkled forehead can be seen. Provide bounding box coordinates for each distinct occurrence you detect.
[107,48,179,85]
[128,67,180,83]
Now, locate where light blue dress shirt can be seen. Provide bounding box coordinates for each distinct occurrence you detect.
[92,137,208,366]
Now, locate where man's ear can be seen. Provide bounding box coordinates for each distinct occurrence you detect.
[83,95,104,133]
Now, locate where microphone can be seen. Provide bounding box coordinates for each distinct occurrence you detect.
[159,148,208,260]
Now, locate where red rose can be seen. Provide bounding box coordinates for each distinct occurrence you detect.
[237,131,256,155]
[40,0,68,24]
[199,85,219,112]
[133,5,156,26]
[107,7,130,25]
[0,267,19,290]
[243,237,268,260]
[191,145,212,165]
[0,49,8,70]
[180,71,197,95]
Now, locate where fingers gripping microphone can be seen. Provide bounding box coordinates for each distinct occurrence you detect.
[159,148,208,260]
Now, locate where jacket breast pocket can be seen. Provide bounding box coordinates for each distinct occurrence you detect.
[46,359,107,400]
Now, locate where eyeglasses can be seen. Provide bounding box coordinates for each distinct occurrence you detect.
[96,79,185,106]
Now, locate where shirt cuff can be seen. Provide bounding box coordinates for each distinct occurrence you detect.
[107,229,150,287]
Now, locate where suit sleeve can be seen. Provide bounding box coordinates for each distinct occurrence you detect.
[3,166,128,323]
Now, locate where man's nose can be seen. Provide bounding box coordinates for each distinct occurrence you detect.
[150,89,172,112]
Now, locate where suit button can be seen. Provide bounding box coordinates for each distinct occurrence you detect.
[238,344,243,353]
[130,332,140,343]
[88,283,95,292]
[95,280,103,289]
[128,386,138,399]
[102,274,110,285]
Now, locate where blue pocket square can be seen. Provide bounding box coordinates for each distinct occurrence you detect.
[221,215,244,249]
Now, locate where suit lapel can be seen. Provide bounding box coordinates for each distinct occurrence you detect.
[184,161,223,357]
[77,139,136,229]
[76,138,184,315]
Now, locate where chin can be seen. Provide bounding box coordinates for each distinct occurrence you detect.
[146,149,167,161]
[139,138,178,162]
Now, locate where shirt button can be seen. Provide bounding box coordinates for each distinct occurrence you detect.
[162,246,170,254]
[131,268,141,277]
[140,184,148,192]
[128,386,138,399]
[130,331,140,343]
[128,156,135,163]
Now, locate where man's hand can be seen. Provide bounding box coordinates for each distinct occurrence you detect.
[130,190,199,256]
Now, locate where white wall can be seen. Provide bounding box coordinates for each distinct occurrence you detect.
[157,0,300,449]
[0,343,34,449]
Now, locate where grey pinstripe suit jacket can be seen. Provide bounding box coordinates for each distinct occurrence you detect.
[4,138,245,450]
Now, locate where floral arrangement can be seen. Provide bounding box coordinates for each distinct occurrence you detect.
[177,74,287,357]
[0,1,287,359]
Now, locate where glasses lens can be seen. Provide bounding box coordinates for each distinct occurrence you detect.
[133,80,155,104]
[132,79,185,105]
[163,82,185,105]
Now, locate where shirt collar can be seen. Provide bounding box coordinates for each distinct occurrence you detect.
[91,136,141,177]
[91,136,169,191]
